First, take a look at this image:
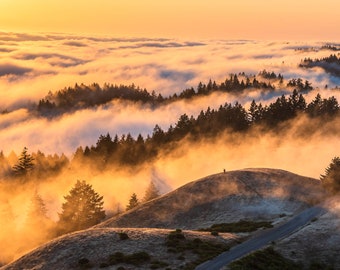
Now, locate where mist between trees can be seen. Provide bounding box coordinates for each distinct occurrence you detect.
[1,88,338,177]
[0,74,339,265]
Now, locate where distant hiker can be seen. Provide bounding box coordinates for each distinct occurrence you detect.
[223,169,226,173]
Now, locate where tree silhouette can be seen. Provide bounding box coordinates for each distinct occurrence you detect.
[12,147,34,177]
[320,157,340,194]
[27,191,48,222]
[126,193,139,211]
[143,181,160,202]
[25,191,53,242]
[57,180,105,234]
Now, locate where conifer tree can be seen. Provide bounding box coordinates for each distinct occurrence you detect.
[25,191,53,241]
[126,193,139,211]
[320,157,340,194]
[12,147,35,177]
[27,191,48,222]
[57,180,105,234]
[143,181,160,202]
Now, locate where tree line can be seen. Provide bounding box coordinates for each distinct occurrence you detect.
[300,54,340,77]
[0,148,68,179]
[0,90,338,178]
[73,90,338,169]
[36,71,313,116]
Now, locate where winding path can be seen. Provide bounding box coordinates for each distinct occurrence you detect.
[195,205,326,270]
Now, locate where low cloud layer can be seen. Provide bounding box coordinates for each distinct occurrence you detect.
[0,64,32,77]
[0,33,339,110]
[0,31,339,167]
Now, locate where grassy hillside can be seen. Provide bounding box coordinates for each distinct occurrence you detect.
[98,168,325,229]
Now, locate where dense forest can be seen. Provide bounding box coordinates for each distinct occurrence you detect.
[1,89,338,180]
[66,90,340,168]
[300,54,340,77]
[36,71,314,116]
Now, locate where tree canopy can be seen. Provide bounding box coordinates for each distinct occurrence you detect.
[320,157,340,194]
[57,180,105,234]
[126,193,139,211]
[143,181,160,202]
[12,147,35,177]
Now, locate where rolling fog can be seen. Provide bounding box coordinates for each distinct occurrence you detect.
[0,32,339,264]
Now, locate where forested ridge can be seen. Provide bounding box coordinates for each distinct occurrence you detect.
[0,88,338,180]
[300,54,340,77]
[36,71,314,116]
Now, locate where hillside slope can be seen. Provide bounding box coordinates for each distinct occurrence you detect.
[274,195,340,268]
[98,168,325,229]
[1,228,238,270]
[1,168,327,270]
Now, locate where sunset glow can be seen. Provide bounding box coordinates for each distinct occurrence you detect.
[0,0,339,39]
[0,0,340,267]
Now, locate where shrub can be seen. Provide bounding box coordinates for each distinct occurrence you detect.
[99,262,109,268]
[165,230,229,270]
[78,258,90,265]
[118,232,129,240]
[108,251,150,266]
[211,231,219,236]
[78,258,91,269]
[229,247,301,270]
[150,260,169,269]
[109,252,125,264]
[126,251,151,265]
[199,220,273,233]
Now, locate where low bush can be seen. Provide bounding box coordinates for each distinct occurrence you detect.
[199,220,273,233]
[78,258,92,268]
[229,247,301,270]
[118,232,129,240]
[165,230,229,270]
[107,251,150,266]
[150,260,169,269]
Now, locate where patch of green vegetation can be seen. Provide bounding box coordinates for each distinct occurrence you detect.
[309,261,334,270]
[229,247,335,270]
[105,251,150,266]
[167,229,186,250]
[199,220,273,233]
[78,258,92,269]
[165,230,229,270]
[229,247,301,270]
[211,231,219,236]
[117,232,129,240]
[150,260,169,269]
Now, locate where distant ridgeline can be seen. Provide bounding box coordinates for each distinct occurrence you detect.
[300,54,340,78]
[72,90,338,168]
[1,89,338,180]
[36,71,314,116]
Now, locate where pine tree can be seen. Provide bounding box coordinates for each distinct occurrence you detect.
[27,191,49,224]
[57,180,105,234]
[25,191,53,241]
[12,147,35,177]
[143,181,160,202]
[320,157,340,194]
[126,193,139,211]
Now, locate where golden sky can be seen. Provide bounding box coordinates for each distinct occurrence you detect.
[0,0,339,39]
